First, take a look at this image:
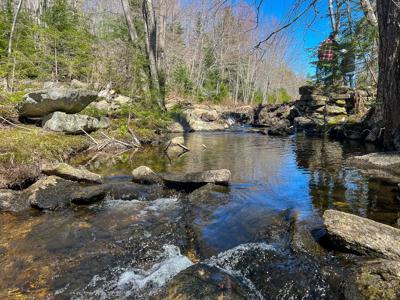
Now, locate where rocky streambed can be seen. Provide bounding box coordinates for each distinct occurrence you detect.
[1,131,400,299]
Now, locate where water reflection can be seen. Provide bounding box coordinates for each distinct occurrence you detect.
[85,131,400,227]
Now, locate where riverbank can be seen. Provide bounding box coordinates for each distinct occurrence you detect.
[0,83,254,190]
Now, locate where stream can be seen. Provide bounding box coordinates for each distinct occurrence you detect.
[1,129,399,299]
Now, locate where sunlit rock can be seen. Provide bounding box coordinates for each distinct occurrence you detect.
[17,88,98,117]
[42,163,102,184]
[131,166,162,185]
[323,210,400,260]
[162,169,231,191]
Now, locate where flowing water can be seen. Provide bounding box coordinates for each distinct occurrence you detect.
[1,130,399,299]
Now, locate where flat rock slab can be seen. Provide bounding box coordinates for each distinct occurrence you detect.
[42,163,102,184]
[323,210,400,260]
[27,176,106,210]
[17,88,98,117]
[162,169,231,191]
[350,152,400,176]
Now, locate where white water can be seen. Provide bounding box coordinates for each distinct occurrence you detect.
[117,245,193,292]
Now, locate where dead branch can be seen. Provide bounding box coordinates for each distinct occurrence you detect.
[100,132,136,148]
[0,116,34,132]
[79,127,99,145]
[255,0,318,48]
[127,113,142,148]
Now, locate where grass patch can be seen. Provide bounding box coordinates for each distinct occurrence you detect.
[0,126,89,164]
[80,106,109,118]
[0,91,26,120]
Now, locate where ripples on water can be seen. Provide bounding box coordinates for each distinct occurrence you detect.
[1,130,399,298]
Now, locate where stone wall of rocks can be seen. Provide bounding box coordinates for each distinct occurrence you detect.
[293,85,376,136]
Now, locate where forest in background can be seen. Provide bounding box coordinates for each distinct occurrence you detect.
[1,0,312,109]
[0,0,386,112]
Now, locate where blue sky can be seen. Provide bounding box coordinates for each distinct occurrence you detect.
[255,0,332,76]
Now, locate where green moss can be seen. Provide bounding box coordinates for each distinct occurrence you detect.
[0,91,26,104]
[359,272,397,299]
[327,115,348,125]
[80,106,109,118]
[0,127,89,164]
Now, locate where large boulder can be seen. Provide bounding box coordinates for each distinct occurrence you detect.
[254,103,295,127]
[131,166,162,185]
[42,111,110,133]
[178,107,229,132]
[17,88,98,117]
[162,169,231,191]
[323,210,400,260]
[42,163,102,184]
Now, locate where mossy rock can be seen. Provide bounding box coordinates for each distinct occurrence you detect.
[326,115,348,125]
[335,100,346,106]
[344,259,400,300]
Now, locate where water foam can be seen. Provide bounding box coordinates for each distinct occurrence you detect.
[116,245,193,292]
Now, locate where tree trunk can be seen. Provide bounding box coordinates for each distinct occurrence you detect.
[377,0,400,149]
[157,0,167,91]
[6,0,24,91]
[360,0,378,27]
[328,0,341,38]
[142,0,166,111]
[121,0,138,43]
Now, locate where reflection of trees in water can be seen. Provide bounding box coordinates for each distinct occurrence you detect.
[294,135,399,226]
[180,133,289,184]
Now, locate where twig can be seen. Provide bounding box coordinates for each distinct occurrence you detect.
[0,116,34,131]
[177,143,190,152]
[254,0,318,48]
[100,132,134,148]
[127,113,142,148]
[79,127,99,145]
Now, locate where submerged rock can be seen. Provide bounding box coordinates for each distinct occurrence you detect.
[42,111,110,134]
[344,259,400,300]
[17,88,98,117]
[165,136,189,156]
[131,166,162,185]
[162,169,231,191]
[207,242,337,299]
[70,185,107,205]
[157,264,255,300]
[42,163,102,184]
[323,210,400,260]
